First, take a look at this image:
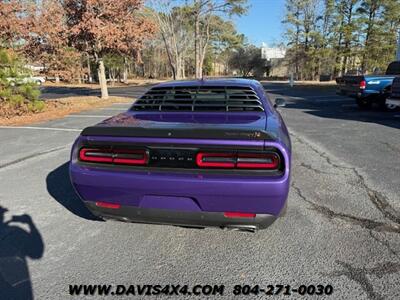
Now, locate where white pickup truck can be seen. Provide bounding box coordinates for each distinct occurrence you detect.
[7,76,46,86]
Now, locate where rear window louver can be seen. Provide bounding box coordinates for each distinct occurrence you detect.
[132,86,264,112]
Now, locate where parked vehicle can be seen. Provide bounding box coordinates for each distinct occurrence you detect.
[69,79,291,232]
[386,76,400,108]
[7,76,46,86]
[336,61,400,110]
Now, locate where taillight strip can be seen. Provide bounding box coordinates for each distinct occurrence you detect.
[79,148,113,163]
[113,150,149,165]
[196,152,280,169]
[196,153,235,168]
[236,153,279,169]
[79,148,148,166]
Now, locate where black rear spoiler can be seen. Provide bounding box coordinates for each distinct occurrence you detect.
[81,126,273,140]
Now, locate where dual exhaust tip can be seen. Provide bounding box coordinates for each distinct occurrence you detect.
[222,225,258,233]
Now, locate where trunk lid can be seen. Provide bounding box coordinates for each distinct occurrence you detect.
[81,111,271,141]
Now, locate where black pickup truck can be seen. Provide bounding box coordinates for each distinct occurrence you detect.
[336,61,400,110]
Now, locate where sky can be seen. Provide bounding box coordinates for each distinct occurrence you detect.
[234,0,286,47]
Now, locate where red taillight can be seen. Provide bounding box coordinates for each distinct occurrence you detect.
[79,148,148,166]
[95,201,121,209]
[224,212,256,218]
[79,148,113,163]
[360,80,366,90]
[196,152,235,168]
[113,149,149,165]
[196,152,280,169]
[237,153,279,169]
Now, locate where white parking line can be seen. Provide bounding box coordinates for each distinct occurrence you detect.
[314,98,351,102]
[285,95,351,101]
[286,96,349,102]
[67,115,111,118]
[100,108,128,111]
[303,95,339,99]
[0,126,81,132]
[265,89,289,93]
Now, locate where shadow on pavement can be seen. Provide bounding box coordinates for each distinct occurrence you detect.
[40,87,98,99]
[284,101,400,130]
[40,84,154,100]
[46,162,98,220]
[265,83,400,130]
[0,206,44,300]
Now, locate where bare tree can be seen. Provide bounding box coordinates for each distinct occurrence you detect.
[190,0,247,78]
[147,1,192,80]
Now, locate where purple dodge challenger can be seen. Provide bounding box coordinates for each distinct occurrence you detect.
[69,79,291,232]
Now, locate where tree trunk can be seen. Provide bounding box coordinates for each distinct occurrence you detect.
[110,70,115,87]
[181,59,186,79]
[361,4,377,73]
[333,31,343,77]
[341,2,355,76]
[194,12,202,79]
[198,55,204,78]
[123,57,128,83]
[87,54,92,83]
[176,56,184,80]
[98,59,109,99]
[161,32,176,80]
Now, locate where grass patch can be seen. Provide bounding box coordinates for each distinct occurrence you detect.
[0,96,133,126]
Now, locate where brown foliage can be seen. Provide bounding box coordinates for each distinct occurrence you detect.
[26,0,85,81]
[0,0,32,47]
[1,0,156,84]
[63,0,156,58]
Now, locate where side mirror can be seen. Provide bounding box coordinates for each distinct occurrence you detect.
[274,98,286,108]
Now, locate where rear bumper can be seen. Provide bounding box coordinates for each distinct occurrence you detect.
[85,201,277,230]
[70,162,289,216]
[69,138,290,224]
[337,88,380,99]
[336,88,358,98]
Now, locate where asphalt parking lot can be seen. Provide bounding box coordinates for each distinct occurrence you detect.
[1,83,399,299]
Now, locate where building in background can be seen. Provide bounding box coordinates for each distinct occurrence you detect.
[261,43,286,60]
[261,43,287,77]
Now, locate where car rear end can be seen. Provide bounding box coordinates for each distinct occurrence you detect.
[69,81,291,231]
[336,75,366,98]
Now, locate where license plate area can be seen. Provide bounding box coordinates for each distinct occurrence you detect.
[148,148,198,168]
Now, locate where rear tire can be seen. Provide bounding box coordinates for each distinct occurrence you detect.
[383,103,400,112]
[356,97,372,110]
[378,95,399,112]
[379,86,399,111]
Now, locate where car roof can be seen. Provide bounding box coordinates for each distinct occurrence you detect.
[153,78,262,90]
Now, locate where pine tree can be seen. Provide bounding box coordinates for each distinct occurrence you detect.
[0,49,43,117]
